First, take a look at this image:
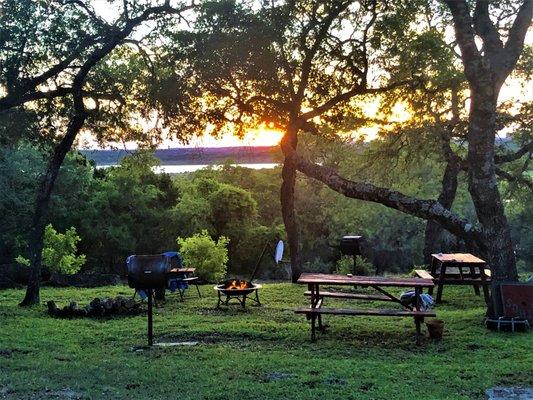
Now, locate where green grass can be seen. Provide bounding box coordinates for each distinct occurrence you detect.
[1,283,531,399]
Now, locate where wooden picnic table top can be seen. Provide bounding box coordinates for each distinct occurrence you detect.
[431,253,485,264]
[297,273,434,288]
[168,268,196,274]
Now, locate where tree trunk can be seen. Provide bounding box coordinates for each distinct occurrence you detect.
[19,112,86,306]
[280,124,301,282]
[423,159,461,263]
[467,89,518,283]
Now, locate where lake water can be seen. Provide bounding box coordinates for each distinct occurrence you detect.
[98,162,279,174]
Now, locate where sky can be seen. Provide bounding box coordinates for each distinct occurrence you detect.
[79,0,532,149]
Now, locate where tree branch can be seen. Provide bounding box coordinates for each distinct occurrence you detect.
[444,0,483,82]
[0,1,196,113]
[473,0,504,56]
[295,1,351,106]
[289,152,483,244]
[300,80,411,121]
[495,166,533,189]
[495,141,533,163]
[500,0,533,80]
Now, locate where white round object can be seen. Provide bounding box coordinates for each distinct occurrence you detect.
[275,240,284,264]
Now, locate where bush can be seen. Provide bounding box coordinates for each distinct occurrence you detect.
[16,224,86,274]
[177,230,229,282]
[303,257,332,274]
[334,255,373,276]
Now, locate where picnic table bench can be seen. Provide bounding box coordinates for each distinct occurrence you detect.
[295,273,436,345]
[414,253,491,305]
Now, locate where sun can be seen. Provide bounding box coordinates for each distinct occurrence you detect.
[244,123,284,147]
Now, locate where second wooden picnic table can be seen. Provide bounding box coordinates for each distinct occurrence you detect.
[415,253,491,305]
[295,273,436,345]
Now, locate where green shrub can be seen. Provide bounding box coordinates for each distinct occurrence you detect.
[177,230,229,282]
[16,224,86,274]
[303,257,332,273]
[334,255,373,276]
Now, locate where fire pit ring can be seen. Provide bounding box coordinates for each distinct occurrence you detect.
[214,279,262,308]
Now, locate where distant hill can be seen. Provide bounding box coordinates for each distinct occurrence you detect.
[80,146,281,166]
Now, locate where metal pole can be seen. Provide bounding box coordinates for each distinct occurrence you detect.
[147,288,153,346]
[353,255,357,275]
[250,243,269,282]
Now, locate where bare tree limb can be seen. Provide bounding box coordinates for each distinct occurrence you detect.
[495,141,533,163]
[295,1,352,106]
[444,0,483,82]
[500,0,533,81]
[300,80,411,121]
[289,151,483,244]
[473,0,503,56]
[495,166,533,189]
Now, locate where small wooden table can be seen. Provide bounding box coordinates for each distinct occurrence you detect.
[167,268,201,300]
[168,268,196,275]
[420,253,491,305]
[295,273,436,345]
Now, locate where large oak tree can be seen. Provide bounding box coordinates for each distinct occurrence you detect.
[0,0,194,305]
[166,0,531,315]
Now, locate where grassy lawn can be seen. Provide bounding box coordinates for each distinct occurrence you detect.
[1,282,531,399]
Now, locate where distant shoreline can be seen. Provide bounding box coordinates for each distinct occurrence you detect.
[80,146,281,166]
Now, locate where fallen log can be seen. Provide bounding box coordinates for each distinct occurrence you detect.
[47,296,143,318]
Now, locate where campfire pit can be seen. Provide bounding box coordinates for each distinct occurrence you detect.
[214,279,261,308]
[213,240,284,308]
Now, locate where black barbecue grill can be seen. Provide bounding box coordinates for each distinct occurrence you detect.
[127,255,170,290]
[340,235,363,275]
[127,254,171,345]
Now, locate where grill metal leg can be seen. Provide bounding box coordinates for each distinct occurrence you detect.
[147,289,153,346]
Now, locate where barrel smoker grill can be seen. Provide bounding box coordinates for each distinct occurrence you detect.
[127,255,171,346]
[340,236,363,275]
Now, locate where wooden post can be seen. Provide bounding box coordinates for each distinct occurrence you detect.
[428,257,437,295]
[469,265,481,295]
[436,261,446,303]
[479,264,491,307]
[311,315,316,342]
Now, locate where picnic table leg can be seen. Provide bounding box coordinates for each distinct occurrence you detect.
[216,290,222,308]
[311,315,317,342]
[479,265,491,306]
[195,283,202,298]
[428,258,437,295]
[414,287,422,345]
[315,284,325,332]
[469,265,481,296]
[306,284,314,320]
[436,262,446,303]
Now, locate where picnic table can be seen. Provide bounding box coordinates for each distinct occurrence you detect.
[415,253,491,305]
[294,273,436,345]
